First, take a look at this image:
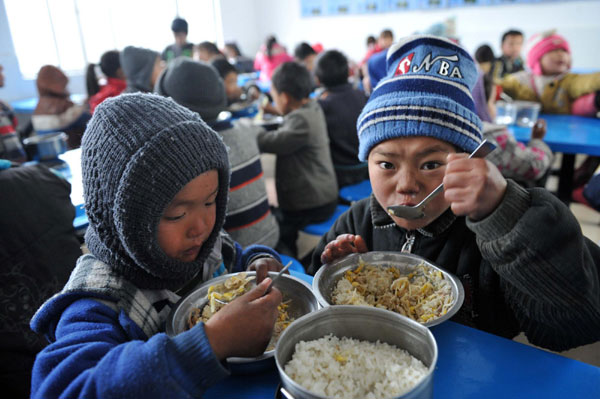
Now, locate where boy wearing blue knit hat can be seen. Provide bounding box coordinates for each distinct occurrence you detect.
[309,35,600,351]
[29,93,284,398]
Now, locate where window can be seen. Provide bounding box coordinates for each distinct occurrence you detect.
[5,0,221,79]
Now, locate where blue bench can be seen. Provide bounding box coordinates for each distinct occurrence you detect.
[301,204,349,237]
[339,179,372,203]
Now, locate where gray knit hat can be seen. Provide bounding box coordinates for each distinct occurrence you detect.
[120,46,159,93]
[81,93,230,290]
[154,57,227,121]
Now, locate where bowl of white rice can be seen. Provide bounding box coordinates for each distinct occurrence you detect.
[312,252,464,327]
[275,306,437,399]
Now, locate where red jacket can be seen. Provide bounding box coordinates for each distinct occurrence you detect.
[89,78,126,113]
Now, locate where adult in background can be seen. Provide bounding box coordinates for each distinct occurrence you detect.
[161,17,194,63]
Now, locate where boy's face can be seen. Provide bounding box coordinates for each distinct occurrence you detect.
[174,32,187,47]
[378,35,393,49]
[302,54,317,72]
[368,136,457,231]
[501,34,523,60]
[224,71,242,101]
[540,49,571,75]
[157,170,218,263]
[270,87,289,115]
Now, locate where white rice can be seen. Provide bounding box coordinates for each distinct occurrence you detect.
[284,335,428,399]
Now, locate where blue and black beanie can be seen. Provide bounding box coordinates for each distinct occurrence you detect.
[357,35,483,161]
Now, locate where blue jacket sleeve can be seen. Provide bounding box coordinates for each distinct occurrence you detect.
[31,298,229,399]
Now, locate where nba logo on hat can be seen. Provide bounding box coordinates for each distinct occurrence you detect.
[395,53,414,76]
[356,35,483,161]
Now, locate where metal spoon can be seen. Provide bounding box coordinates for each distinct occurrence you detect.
[211,261,292,305]
[387,139,496,220]
[264,261,292,295]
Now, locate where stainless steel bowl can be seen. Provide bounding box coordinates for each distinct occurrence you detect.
[23,132,67,161]
[166,271,319,374]
[312,252,464,327]
[275,306,437,399]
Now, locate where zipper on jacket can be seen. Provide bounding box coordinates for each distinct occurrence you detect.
[401,231,415,253]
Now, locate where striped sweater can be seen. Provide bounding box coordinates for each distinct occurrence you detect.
[212,119,279,248]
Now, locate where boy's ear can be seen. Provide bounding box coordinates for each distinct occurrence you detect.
[280,92,292,108]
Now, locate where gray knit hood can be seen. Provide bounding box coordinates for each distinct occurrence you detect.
[154,57,227,121]
[81,93,230,290]
[120,46,159,93]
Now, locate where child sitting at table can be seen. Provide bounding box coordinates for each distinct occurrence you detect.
[257,62,338,258]
[501,30,600,115]
[210,58,261,107]
[481,119,553,188]
[254,35,293,82]
[315,49,369,188]
[308,35,600,352]
[120,46,164,93]
[155,57,279,248]
[86,50,126,113]
[32,65,91,149]
[294,42,318,72]
[29,93,284,399]
[492,29,525,82]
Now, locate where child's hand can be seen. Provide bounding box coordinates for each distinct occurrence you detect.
[320,234,368,264]
[247,257,284,283]
[531,119,547,139]
[204,278,282,360]
[443,154,508,221]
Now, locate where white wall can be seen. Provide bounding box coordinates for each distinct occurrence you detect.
[219,0,262,58]
[247,0,600,70]
[3,0,599,102]
[0,0,86,102]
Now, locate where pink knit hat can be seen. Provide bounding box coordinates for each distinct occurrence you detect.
[526,30,571,75]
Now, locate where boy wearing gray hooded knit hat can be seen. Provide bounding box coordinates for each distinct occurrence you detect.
[120,46,164,93]
[30,93,284,399]
[155,57,280,248]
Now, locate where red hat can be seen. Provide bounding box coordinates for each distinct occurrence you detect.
[526,30,571,75]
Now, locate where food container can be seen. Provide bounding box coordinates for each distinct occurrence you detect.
[514,100,541,127]
[275,306,438,399]
[166,271,319,374]
[23,132,67,161]
[494,100,517,125]
[312,252,464,327]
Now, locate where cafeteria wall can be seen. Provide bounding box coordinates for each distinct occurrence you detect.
[246,0,600,70]
[2,0,600,102]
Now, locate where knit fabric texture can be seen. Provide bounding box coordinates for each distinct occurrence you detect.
[120,46,159,93]
[154,57,227,121]
[81,93,230,290]
[356,35,483,161]
[526,30,571,76]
